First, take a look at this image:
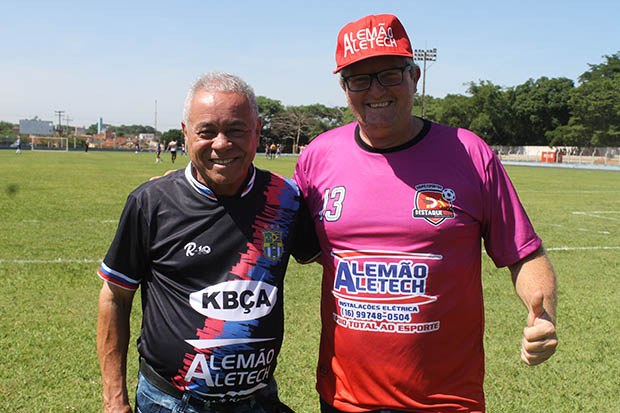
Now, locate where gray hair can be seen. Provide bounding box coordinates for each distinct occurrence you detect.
[182,72,258,123]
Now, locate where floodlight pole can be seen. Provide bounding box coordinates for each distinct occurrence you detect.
[413,48,437,118]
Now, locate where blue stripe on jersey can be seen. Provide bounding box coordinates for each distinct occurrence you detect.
[98,262,140,290]
[248,174,300,285]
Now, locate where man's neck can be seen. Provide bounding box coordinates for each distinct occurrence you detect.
[359,116,423,149]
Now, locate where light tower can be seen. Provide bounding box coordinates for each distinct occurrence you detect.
[413,48,437,118]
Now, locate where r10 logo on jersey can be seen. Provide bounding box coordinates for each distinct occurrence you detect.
[321,186,346,221]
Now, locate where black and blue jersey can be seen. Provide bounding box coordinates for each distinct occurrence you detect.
[98,162,318,399]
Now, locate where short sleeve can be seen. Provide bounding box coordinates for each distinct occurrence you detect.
[97,194,150,290]
[481,155,541,267]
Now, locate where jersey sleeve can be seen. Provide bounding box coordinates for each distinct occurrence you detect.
[290,196,321,264]
[291,156,322,264]
[480,153,542,268]
[97,193,150,290]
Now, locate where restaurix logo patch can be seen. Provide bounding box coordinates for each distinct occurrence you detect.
[412,183,456,226]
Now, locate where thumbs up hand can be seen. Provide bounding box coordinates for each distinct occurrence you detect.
[521,292,558,366]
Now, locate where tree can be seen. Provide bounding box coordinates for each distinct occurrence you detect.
[568,77,620,146]
[113,124,156,137]
[466,81,516,144]
[512,77,574,145]
[6,52,615,149]
[161,129,184,145]
[0,121,17,138]
[550,51,620,146]
[335,106,355,126]
[271,107,315,153]
[424,94,473,129]
[86,123,100,135]
[578,52,620,83]
[257,96,285,149]
[301,103,346,140]
[85,123,156,137]
[546,122,589,147]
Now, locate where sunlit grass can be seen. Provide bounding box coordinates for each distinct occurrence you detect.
[0,151,618,412]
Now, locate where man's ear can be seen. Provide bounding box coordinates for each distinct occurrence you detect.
[411,65,422,93]
[255,117,263,141]
[412,65,421,83]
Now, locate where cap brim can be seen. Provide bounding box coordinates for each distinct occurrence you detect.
[333,51,414,74]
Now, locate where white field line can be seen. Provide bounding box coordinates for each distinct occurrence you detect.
[545,246,620,251]
[21,219,117,224]
[520,190,620,194]
[484,246,619,253]
[0,258,102,264]
[571,211,620,222]
[571,211,620,213]
[547,223,611,235]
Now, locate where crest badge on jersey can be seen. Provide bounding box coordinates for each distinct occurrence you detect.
[412,183,456,226]
[262,228,284,261]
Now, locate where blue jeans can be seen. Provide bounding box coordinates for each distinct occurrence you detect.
[135,372,292,413]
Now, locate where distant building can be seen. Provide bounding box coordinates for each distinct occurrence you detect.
[19,119,54,136]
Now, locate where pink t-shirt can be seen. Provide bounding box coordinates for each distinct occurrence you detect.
[294,120,541,412]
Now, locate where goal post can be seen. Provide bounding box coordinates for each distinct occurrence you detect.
[30,137,69,151]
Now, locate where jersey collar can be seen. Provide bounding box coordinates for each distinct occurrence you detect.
[184,162,256,201]
[354,117,431,153]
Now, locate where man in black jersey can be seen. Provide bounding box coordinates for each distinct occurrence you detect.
[97,72,318,413]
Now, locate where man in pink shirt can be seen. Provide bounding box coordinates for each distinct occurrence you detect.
[294,13,558,412]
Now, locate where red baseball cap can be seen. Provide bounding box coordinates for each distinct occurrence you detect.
[334,14,413,73]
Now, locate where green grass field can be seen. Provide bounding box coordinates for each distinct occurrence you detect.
[1,150,618,412]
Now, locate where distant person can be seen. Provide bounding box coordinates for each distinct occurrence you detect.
[15,137,22,154]
[97,71,317,413]
[269,143,276,159]
[275,144,282,158]
[84,139,89,153]
[167,139,178,163]
[155,141,163,163]
[294,13,558,412]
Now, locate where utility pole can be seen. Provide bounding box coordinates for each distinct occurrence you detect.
[54,110,65,135]
[413,48,437,118]
[65,114,74,148]
[154,99,158,142]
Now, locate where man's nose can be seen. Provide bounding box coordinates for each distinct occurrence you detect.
[211,133,233,149]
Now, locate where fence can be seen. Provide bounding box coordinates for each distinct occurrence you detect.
[492,146,620,167]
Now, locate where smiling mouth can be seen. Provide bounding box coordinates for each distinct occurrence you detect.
[211,158,234,165]
[368,102,390,108]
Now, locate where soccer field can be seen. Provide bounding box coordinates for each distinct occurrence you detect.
[1,150,618,412]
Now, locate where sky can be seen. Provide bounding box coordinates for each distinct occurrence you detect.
[1,0,619,132]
